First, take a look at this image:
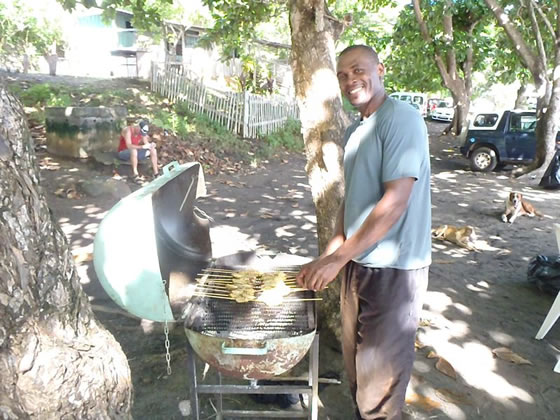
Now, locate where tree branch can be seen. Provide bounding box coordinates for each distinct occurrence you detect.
[463,21,478,95]
[529,0,556,40]
[483,0,542,79]
[443,1,457,78]
[412,0,451,85]
[526,0,547,70]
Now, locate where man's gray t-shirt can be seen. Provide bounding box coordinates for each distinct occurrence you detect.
[343,97,431,269]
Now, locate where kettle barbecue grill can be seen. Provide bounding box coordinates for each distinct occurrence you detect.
[93,161,320,419]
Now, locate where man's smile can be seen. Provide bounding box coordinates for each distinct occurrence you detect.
[349,86,364,95]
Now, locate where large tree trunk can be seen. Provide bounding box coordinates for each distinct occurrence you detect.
[514,83,528,109]
[447,91,470,136]
[44,54,58,76]
[0,86,132,418]
[289,0,347,339]
[520,78,560,177]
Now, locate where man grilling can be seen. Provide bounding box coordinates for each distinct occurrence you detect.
[296,45,431,419]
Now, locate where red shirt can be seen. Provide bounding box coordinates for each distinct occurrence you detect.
[118,130,143,152]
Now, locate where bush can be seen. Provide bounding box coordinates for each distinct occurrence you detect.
[20,83,56,106]
[262,118,303,151]
[47,93,72,107]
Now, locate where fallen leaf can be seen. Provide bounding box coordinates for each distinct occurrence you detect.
[414,339,426,350]
[66,189,81,199]
[405,393,441,412]
[73,252,93,264]
[492,347,532,365]
[435,357,457,379]
[426,351,438,359]
[419,319,433,327]
[435,388,472,405]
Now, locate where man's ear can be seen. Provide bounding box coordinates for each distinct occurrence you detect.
[377,63,385,77]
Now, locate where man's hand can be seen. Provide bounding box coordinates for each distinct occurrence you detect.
[296,254,346,291]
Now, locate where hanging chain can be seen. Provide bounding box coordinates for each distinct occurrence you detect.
[162,279,172,375]
[164,320,171,375]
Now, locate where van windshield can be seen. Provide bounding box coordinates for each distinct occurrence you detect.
[400,95,412,103]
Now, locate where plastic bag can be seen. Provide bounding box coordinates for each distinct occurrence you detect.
[527,255,560,295]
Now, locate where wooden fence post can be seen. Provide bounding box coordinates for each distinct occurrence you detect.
[242,91,249,138]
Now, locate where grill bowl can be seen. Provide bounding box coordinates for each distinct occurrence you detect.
[183,267,317,379]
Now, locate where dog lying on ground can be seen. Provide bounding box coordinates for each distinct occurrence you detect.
[501,192,543,224]
[432,225,479,251]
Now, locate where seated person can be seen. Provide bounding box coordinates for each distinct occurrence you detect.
[117,120,159,181]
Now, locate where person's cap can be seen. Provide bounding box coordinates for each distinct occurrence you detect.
[139,120,149,136]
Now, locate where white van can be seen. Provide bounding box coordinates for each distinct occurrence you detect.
[389,92,428,117]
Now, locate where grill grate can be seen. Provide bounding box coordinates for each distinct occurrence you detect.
[183,266,316,340]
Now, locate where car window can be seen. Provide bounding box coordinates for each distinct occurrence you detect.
[400,95,412,103]
[473,114,499,127]
[510,114,536,132]
[437,101,449,108]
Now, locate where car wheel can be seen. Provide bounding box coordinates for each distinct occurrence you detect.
[470,147,498,172]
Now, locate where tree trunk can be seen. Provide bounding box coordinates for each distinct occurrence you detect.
[0,86,132,418]
[445,92,470,136]
[514,83,528,109]
[22,54,30,74]
[289,0,347,339]
[517,79,560,178]
[44,54,58,76]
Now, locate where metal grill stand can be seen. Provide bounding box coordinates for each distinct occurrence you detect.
[187,334,319,420]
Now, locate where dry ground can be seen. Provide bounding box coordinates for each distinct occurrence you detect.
[34,107,560,419]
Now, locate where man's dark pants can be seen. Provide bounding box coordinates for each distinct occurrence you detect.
[341,262,429,420]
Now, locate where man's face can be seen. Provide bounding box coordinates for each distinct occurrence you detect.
[336,48,385,115]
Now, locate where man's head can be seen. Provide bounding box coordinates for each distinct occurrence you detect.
[336,45,386,117]
[139,120,149,136]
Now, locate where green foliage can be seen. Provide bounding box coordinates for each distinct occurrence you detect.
[20,84,57,106]
[483,1,555,89]
[47,93,72,107]
[261,118,303,152]
[332,0,397,50]
[385,1,495,95]
[59,0,176,34]
[0,0,66,70]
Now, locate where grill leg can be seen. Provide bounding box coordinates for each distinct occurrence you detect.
[309,333,319,420]
[187,340,200,420]
[217,371,224,418]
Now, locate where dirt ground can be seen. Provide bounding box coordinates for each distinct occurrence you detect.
[32,99,560,419]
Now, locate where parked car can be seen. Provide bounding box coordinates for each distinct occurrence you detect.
[389,92,428,117]
[427,98,442,117]
[431,101,454,122]
[459,110,550,171]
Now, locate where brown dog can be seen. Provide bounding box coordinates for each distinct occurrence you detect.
[501,192,542,224]
[432,225,479,251]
